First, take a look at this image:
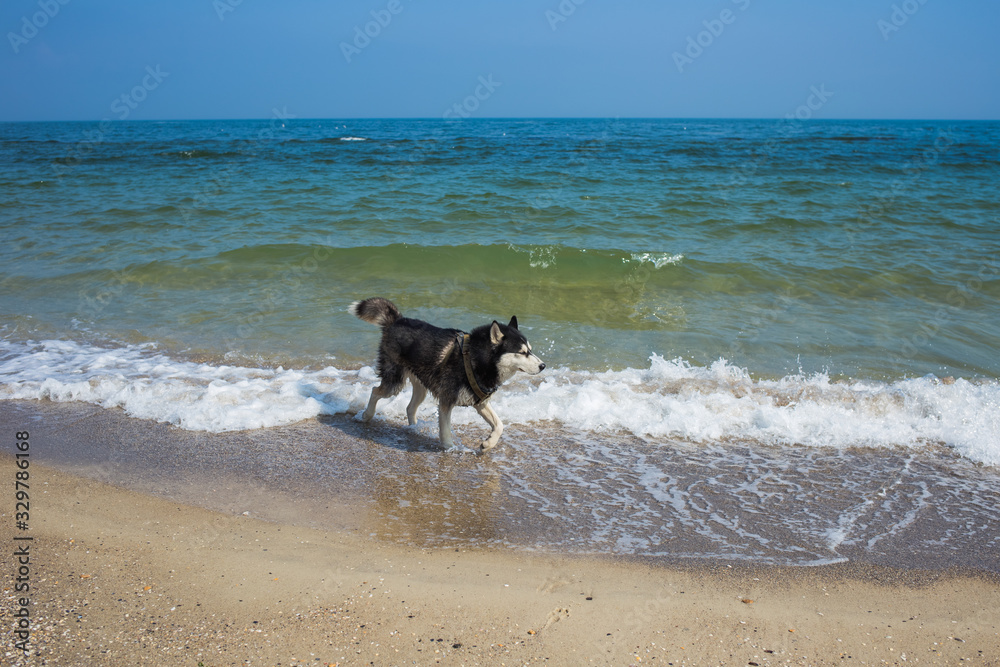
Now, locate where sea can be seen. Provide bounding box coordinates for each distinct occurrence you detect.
[2,118,999,572]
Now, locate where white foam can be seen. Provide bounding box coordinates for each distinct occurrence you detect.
[628,252,684,268]
[0,340,366,432]
[487,355,1000,467]
[1,340,998,466]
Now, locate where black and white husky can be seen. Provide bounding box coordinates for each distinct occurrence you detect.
[349,297,545,453]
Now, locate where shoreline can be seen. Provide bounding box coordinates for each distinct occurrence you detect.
[2,398,999,574]
[1,398,999,663]
[3,460,999,665]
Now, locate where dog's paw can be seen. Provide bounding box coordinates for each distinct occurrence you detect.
[537,575,571,594]
[540,607,571,632]
[354,410,373,423]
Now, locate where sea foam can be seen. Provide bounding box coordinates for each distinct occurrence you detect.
[1,339,997,466]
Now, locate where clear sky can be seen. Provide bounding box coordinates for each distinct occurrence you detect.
[2,0,998,121]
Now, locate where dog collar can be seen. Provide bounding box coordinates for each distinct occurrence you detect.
[458,333,492,403]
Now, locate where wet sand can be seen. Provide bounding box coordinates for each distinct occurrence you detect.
[2,400,1000,664]
[2,399,998,573]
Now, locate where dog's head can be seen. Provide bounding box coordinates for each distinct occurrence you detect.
[492,316,546,377]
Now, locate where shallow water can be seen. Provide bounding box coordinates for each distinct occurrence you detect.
[8,401,998,573]
[3,118,998,377]
[2,118,999,569]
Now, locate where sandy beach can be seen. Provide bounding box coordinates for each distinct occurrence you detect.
[4,3,1000,660]
[1,402,998,665]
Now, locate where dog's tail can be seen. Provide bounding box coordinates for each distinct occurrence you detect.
[349,297,401,328]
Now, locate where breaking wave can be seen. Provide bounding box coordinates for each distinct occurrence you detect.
[2,339,997,466]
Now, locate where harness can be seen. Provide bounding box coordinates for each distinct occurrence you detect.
[456,333,493,404]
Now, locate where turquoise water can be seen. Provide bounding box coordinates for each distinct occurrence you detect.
[3,118,1000,569]
[1,118,999,458]
[2,118,998,377]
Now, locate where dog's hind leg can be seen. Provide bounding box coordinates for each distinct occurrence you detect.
[360,384,388,422]
[406,378,427,426]
[360,361,405,422]
[474,402,504,453]
[438,402,456,449]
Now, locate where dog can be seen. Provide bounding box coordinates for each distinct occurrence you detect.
[349,297,545,452]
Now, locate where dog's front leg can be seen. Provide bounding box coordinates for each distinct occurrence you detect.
[438,403,456,449]
[474,402,503,453]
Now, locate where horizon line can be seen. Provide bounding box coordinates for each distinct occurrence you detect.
[2,116,998,124]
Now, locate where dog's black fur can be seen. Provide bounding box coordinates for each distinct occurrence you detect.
[350,297,545,452]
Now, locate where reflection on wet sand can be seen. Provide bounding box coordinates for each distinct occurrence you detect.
[366,439,504,546]
[4,400,999,574]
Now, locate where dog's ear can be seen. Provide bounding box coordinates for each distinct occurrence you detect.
[490,321,504,344]
[508,315,518,330]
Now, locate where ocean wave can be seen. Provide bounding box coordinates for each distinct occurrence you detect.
[300,136,370,144]
[170,149,250,159]
[53,243,688,287]
[627,252,684,268]
[0,339,355,432]
[1,339,997,466]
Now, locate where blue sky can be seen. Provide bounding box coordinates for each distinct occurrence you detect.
[2,0,998,121]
